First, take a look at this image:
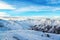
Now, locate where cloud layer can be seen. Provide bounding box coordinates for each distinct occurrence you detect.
[0,1,15,9]
[15,5,60,13]
[0,12,10,17]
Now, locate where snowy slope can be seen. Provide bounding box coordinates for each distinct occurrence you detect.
[0,30,60,40]
[0,17,60,40]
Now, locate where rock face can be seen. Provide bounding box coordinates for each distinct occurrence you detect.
[29,18,60,34]
[31,23,60,34]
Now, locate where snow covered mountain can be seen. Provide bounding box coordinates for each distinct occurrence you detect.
[0,17,60,40]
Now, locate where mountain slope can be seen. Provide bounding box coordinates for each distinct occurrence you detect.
[0,17,60,40]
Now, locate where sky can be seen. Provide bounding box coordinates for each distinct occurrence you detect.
[0,0,60,17]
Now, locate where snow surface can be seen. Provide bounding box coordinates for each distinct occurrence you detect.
[0,17,60,40]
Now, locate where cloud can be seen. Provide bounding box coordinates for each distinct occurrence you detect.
[52,7,60,11]
[0,1,15,9]
[47,0,60,4]
[15,5,60,13]
[32,0,60,5]
[0,12,10,17]
[15,6,50,12]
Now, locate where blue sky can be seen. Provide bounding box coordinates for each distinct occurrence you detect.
[0,0,60,17]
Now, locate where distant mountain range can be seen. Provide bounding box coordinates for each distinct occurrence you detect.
[0,16,60,40]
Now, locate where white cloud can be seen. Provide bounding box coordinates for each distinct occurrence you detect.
[15,6,60,13]
[52,7,60,11]
[46,0,60,4]
[15,6,50,12]
[0,1,15,9]
[0,12,10,17]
